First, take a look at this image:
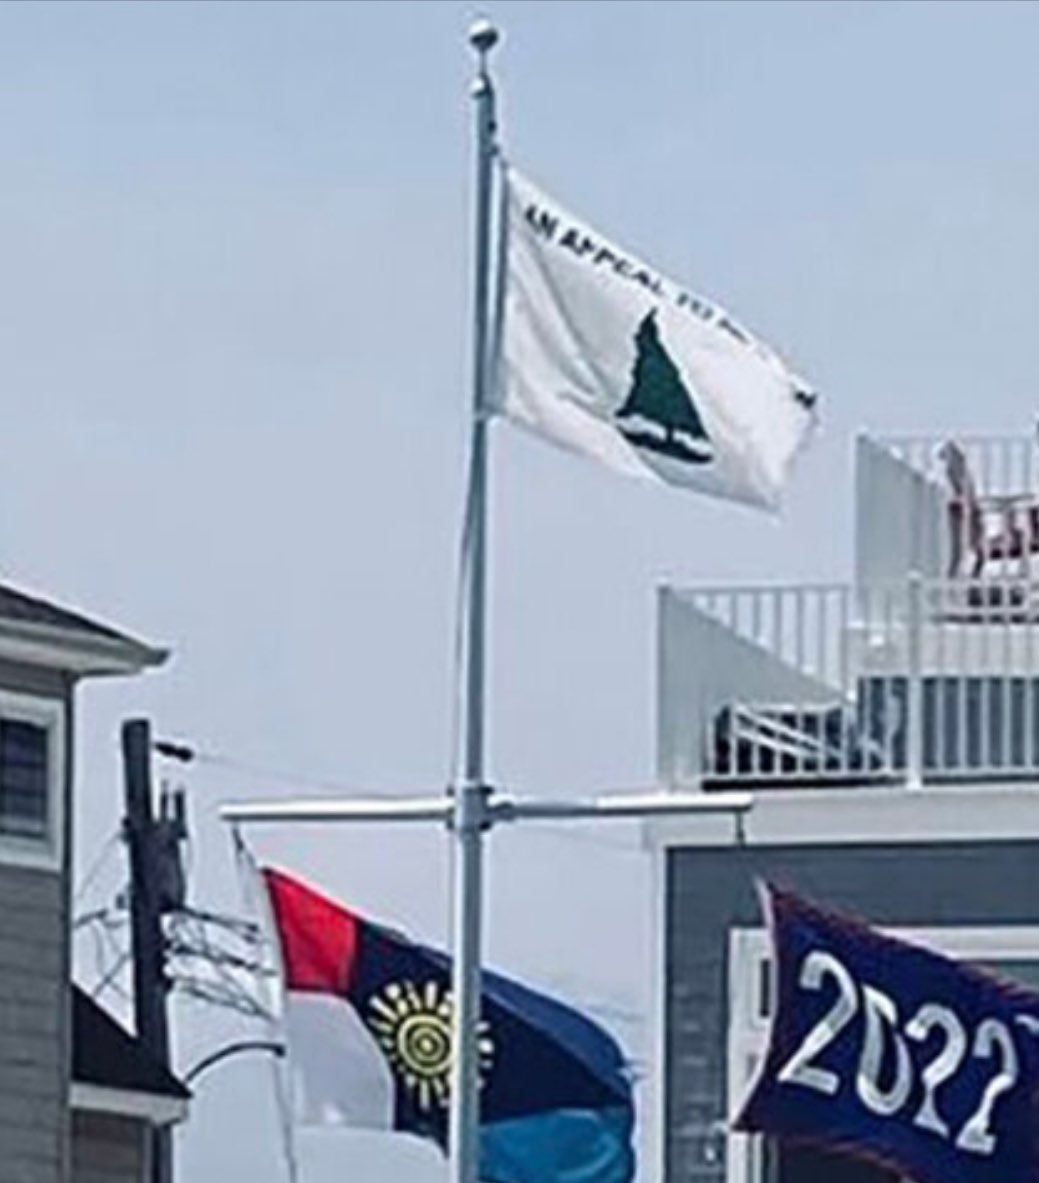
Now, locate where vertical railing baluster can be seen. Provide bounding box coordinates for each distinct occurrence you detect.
[820,589,829,778]
[980,505,993,776]
[840,585,852,778]
[1028,437,1037,775]
[932,575,947,774]
[958,573,969,774]
[769,588,781,777]
[891,584,901,776]
[906,573,924,787]
[1000,439,1012,772]
[799,586,809,780]
[1002,537,1013,775]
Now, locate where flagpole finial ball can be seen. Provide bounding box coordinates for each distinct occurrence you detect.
[468,18,500,56]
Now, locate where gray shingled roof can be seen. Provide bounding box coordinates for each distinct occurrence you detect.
[0,584,134,642]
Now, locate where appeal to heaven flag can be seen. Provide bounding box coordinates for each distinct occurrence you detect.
[497,168,818,510]
[737,884,1039,1183]
[263,868,635,1183]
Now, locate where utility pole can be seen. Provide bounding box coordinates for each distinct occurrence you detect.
[122,717,173,1183]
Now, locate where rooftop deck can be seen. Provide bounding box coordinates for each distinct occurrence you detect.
[660,432,1039,791]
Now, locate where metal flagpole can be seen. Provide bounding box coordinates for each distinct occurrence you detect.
[218,21,759,1183]
[450,18,500,1183]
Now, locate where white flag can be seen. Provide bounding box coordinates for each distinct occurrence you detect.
[495,168,818,510]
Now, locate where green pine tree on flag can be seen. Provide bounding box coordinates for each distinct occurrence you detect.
[615,311,712,463]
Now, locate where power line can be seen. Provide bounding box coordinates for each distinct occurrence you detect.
[90,950,131,1002]
[155,739,406,800]
[74,830,122,904]
[154,737,663,856]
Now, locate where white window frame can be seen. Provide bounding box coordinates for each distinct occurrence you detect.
[0,688,65,872]
[726,924,1039,1183]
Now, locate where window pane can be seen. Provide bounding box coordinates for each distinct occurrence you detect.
[0,719,48,838]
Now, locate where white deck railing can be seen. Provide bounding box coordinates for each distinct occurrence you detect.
[680,577,1039,787]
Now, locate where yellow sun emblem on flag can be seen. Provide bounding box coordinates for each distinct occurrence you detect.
[367,980,494,1111]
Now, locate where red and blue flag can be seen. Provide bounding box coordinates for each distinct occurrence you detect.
[263,868,635,1183]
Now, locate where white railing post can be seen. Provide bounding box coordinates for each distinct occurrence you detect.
[905,572,925,788]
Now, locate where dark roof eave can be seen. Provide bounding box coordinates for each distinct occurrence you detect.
[72,987,190,1102]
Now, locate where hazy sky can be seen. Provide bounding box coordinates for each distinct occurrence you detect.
[3,1,1039,1180]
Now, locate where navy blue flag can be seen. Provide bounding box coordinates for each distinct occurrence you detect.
[265,869,635,1183]
[737,884,1039,1183]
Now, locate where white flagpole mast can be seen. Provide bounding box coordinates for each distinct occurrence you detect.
[220,21,758,1183]
[451,18,500,1183]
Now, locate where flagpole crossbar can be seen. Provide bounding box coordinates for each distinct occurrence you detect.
[219,788,752,829]
[494,789,752,823]
[220,797,453,825]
